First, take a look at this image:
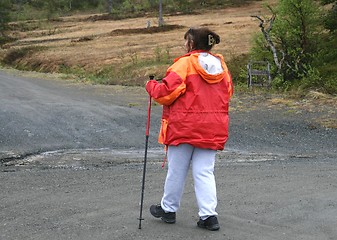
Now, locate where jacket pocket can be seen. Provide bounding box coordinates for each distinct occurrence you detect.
[158,119,168,144]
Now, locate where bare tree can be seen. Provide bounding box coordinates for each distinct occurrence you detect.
[251,6,284,72]
[252,0,323,82]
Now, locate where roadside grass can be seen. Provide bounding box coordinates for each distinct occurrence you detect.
[1,46,49,71]
[56,46,172,85]
[230,88,337,129]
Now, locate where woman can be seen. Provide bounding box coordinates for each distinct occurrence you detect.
[145,27,233,231]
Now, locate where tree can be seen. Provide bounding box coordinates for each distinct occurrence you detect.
[252,0,323,83]
[159,0,164,26]
[0,0,12,37]
[108,0,112,13]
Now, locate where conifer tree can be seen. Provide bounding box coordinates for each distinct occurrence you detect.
[0,0,11,37]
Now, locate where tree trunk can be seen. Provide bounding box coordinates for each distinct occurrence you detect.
[158,0,164,27]
[108,0,113,14]
[252,14,282,72]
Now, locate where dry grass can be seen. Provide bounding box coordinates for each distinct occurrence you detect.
[229,89,337,129]
[1,2,270,74]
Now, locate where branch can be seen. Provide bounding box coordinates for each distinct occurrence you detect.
[251,13,281,71]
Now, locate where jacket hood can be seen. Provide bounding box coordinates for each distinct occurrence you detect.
[175,51,227,84]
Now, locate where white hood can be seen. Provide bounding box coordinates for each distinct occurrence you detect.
[198,52,224,75]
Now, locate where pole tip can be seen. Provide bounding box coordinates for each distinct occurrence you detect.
[138,218,144,229]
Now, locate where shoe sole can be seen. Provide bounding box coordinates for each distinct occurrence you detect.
[161,217,176,224]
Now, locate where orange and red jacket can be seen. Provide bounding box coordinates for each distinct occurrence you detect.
[146,50,233,150]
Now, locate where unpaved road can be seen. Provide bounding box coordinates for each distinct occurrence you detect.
[1,70,337,240]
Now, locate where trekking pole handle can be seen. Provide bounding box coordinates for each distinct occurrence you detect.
[145,75,154,137]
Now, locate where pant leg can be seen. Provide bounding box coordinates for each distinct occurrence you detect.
[161,144,194,213]
[191,147,218,219]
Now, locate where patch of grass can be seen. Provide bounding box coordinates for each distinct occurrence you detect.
[128,102,140,107]
[306,91,331,100]
[91,59,169,86]
[1,46,48,70]
[269,98,296,107]
[0,36,16,47]
[226,53,249,85]
[56,56,169,86]
[318,118,337,129]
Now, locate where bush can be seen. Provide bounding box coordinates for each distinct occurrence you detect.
[317,64,337,94]
[226,53,249,85]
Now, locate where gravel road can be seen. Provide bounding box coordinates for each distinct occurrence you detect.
[1,69,337,240]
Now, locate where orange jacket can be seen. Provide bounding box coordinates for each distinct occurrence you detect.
[146,50,233,150]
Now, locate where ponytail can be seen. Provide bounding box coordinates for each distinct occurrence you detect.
[184,27,220,51]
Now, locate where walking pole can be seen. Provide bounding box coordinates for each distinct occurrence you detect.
[138,75,154,229]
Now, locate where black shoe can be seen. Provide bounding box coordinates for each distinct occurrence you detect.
[150,204,176,224]
[197,216,220,231]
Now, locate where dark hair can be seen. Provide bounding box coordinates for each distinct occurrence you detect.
[184,27,220,52]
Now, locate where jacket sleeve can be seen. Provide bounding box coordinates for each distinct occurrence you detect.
[145,59,188,106]
[226,70,234,98]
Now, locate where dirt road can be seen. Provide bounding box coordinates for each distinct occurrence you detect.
[0,70,162,160]
[1,70,337,240]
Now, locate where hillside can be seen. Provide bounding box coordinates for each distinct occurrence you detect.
[0,2,270,84]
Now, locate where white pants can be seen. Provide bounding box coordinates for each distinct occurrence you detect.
[161,144,218,220]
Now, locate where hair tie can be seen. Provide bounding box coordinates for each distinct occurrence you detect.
[208,34,215,46]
